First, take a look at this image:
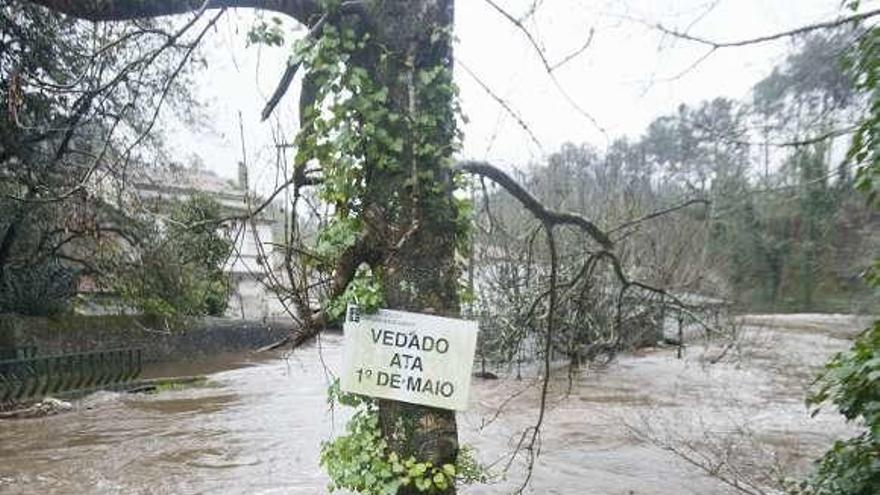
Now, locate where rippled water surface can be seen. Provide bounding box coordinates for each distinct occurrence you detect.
[0,315,870,494]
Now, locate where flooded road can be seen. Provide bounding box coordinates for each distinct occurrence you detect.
[0,314,870,494]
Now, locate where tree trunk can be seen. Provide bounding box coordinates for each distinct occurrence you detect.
[0,204,27,289]
[364,2,461,492]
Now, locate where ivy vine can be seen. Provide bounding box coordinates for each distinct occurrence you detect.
[321,381,488,494]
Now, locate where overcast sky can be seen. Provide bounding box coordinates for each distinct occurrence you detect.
[163,0,867,194]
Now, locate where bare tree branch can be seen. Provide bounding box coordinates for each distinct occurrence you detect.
[480,0,606,137]
[456,160,613,249]
[458,62,544,153]
[515,220,557,493]
[653,7,880,49]
[550,27,594,72]
[28,0,323,25]
[608,198,709,238]
[482,0,592,74]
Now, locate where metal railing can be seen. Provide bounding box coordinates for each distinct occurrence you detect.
[0,346,37,361]
[0,348,142,404]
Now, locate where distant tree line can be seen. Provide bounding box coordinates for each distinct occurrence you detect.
[476,28,876,319]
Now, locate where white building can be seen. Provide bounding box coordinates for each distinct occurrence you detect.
[131,163,290,319]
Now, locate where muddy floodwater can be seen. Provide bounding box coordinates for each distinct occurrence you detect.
[0,314,872,494]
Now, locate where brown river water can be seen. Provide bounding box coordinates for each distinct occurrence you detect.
[0,314,871,494]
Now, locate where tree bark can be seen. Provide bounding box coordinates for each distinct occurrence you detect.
[362,2,461,492]
[0,202,29,286]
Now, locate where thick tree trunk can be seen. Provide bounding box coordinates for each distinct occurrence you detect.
[363,2,461,493]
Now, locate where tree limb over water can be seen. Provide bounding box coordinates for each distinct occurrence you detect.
[455,160,613,249]
[28,0,322,24]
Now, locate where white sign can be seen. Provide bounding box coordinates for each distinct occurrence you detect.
[340,305,479,411]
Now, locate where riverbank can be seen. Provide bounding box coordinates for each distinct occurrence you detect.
[0,314,293,363]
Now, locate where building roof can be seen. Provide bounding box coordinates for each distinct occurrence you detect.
[132,164,244,199]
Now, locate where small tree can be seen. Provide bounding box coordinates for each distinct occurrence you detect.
[112,194,232,317]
